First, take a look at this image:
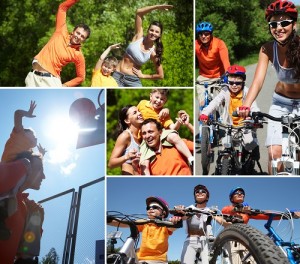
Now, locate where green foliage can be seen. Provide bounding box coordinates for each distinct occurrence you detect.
[106,88,193,175]
[41,247,59,264]
[0,0,193,87]
[195,0,271,63]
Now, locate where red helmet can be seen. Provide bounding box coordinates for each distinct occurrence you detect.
[226,65,246,81]
[146,196,169,217]
[265,0,298,21]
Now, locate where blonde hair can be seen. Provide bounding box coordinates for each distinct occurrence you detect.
[103,56,118,69]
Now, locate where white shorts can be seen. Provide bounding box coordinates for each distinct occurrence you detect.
[265,92,300,146]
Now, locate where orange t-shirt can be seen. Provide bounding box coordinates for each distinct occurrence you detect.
[149,139,193,175]
[137,223,173,262]
[34,0,85,87]
[195,37,230,78]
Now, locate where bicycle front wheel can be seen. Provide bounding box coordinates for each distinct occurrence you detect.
[209,224,289,264]
[201,126,211,175]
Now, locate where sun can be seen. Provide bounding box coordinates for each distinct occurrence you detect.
[43,115,79,164]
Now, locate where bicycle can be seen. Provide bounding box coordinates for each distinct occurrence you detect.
[213,119,264,175]
[210,207,300,264]
[248,111,300,175]
[106,211,182,264]
[169,206,244,264]
[196,78,225,175]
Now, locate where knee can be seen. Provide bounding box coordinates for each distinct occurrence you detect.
[268,146,282,160]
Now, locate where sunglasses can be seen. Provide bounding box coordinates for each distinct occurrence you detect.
[228,81,244,86]
[268,19,293,29]
[146,205,162,211]
[234,191,244,196]
[195,189,207,195]
[199,31,211,37]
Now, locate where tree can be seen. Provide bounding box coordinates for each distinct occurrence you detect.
[41,247,59,264]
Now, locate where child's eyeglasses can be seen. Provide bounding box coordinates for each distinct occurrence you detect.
[228,81,243,86]
[195,189,207,194]
[146,205,162,211]
[233,191,244,196]
[199,31,210,37]
[268,20,293,29]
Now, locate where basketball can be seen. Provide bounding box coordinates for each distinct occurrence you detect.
[69,98,97,125]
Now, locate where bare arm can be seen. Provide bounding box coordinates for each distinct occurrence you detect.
[14,101,36,133]
[108,132,130,169]
[134,4,173,41]
[244,46,269,107]
[94,43,121,71]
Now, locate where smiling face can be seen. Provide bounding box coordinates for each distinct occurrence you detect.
[228,75,244,95]
[146,203,163,219]
[149,91,167,111]
[70,27,89,45]
[147,24,162,41]
[269,14,295,44]
[194,188,208,204]
[198,31,212,45]
[125,106,144,128]
[141,121,162,151]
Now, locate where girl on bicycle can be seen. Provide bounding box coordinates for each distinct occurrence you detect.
[171,184,229,264]
[238,0,300,174]
[108,105,144,175]
[112,5,173,87]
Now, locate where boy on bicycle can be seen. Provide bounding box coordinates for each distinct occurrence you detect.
[107,196,179,264]
[199,65,260,160]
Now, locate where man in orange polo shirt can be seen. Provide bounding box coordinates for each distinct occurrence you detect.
[139,118,193,175]
[0,152,45,264]
[195,21,230,107]
[25,0,91,87]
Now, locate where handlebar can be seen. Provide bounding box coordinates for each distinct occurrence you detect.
[233,207,298,220]
[233,111,300,124]
[107,212,183,228]
[169,207,244,223]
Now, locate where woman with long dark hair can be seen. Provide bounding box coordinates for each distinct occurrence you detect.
[238,0,300,174]
[108,105,144,175]
[113,5,173,87]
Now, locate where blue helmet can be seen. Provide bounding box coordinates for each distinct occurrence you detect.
[196,21,213,35]
[229,187,245,201]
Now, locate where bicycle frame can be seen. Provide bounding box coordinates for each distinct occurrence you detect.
[251,112,300,175]
[264,213,300,264]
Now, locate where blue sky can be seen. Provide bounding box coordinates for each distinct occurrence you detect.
[107,177,300,261]
[0,89,105,263]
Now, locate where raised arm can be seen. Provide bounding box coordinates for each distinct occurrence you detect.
[134,4,173,40]
[14,101,37,133]
[94,43,121,71]
[56,0,79,33]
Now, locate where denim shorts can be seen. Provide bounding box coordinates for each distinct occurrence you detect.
[112,71,142,87]
[265,92,300,146]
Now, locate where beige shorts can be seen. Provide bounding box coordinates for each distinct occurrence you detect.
[25,71,62,87]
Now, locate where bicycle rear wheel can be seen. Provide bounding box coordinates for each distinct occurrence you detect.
[209,224,289,264]
[201,126,211,175]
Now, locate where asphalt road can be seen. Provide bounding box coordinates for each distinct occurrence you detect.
[195,62,277,175]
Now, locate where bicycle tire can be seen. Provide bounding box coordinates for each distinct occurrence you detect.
[221,158,231,175]
[201,126,211,175]
[209,224,289,264]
